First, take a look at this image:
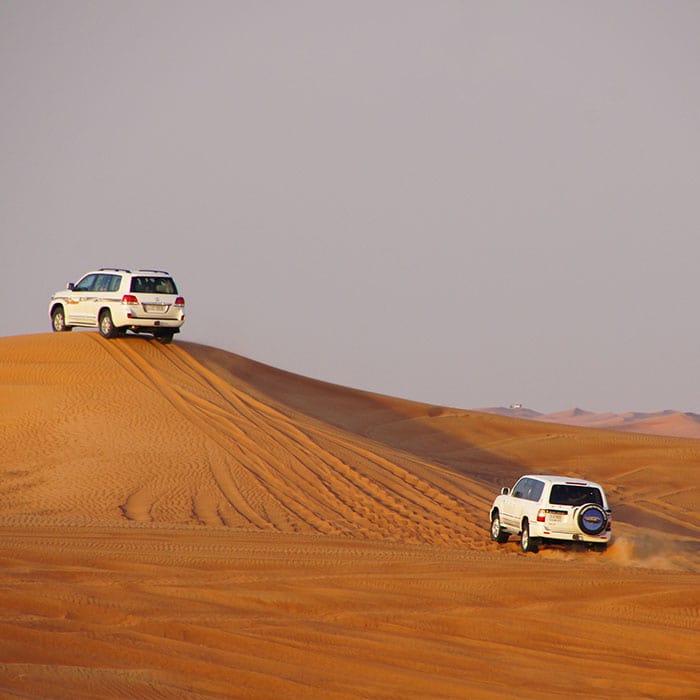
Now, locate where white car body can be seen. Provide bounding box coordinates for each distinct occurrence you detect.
[48,268,185,343]
[490,474,612,553]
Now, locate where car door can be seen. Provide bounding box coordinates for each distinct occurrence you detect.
[86,273,120,324]
[500,477,530,529]
[65,273,99,325]
[522,478,545,524]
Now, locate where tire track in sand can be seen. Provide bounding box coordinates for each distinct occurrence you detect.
[95,337,403,536]
[160,343,485,545]
[93,337,482,545]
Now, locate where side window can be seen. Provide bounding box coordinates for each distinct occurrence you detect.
[94,274,112,292]
[512,478,528,499]
[522,478,535,501]
[527,479,544,502]
[74,274,98,292]
[108,275,122,292]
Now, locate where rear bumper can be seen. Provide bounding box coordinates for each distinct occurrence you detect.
[122,318,183,329]
[113,307,185,329]
[531,523,611,544]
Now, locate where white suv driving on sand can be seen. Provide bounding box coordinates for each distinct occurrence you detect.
[490,475,611,553]
[48,268,185,344]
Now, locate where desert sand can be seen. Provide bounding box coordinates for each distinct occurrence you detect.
[0,332,698,699]
[481,406,700,440]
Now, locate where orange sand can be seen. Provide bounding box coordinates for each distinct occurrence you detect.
[484,406,700,439]
[0,333,698,698]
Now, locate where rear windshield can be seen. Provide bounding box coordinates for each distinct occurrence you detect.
[550,485,603,507]
[130,276,178,295]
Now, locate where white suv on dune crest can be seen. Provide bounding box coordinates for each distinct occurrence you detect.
[489,475,612,553]
[48,268,185,344]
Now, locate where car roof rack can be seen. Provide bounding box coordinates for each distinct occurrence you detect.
[136,269,170,275]
[99,267,131,273]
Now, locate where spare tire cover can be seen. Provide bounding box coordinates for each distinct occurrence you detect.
[577,504,607,536]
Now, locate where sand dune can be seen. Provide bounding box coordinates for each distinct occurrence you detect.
[482,405,700,439]
[1,333,699,699]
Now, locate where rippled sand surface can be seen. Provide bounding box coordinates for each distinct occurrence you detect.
[1,333,698,698]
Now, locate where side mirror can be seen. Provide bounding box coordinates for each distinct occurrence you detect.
[67,282,75,290]
[501,487,509,495]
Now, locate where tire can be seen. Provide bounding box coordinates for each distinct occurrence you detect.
[51,306,72,332]
[577,504,608,536]
[155,331,174,345]
[520,520,539,553]
[490,512,509,543]
[98,310,118,338]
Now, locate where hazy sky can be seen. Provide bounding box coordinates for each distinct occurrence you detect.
[2,1,699,414]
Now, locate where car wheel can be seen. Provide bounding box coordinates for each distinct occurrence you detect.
[490,512,509,543]
[155,331,174,345]
[520,520,539,553]
[51,306,72,332]
[99,310,118,338]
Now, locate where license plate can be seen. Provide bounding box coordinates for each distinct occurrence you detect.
[547,513,564,523]
[144,304,167,313]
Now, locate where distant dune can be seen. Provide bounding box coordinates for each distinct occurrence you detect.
[1,333,698,699]
[480,405,700,439]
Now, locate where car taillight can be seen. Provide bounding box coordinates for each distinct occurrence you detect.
[174,297,185,307]
[537,509,546,522]
[122,294,139,305]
